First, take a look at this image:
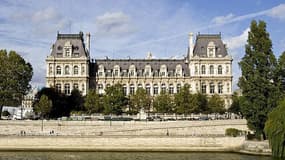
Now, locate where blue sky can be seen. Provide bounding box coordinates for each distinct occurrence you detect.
[1,0,285,89]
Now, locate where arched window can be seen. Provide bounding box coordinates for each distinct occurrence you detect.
[65,66,70,75]
[153,84,159,95]
[210,82,215,94]
[218,82,223,94]
[161,83,166,93]
[169,84,174,94]
[201,65,206,74]
[64,83,70,95]
[130,84,135,95]
[210,65,214,74]
[218,65,222,74]
[73,66,79,75]
[146,84,151,95]
[56,66,61,75]
[177,84,181,93]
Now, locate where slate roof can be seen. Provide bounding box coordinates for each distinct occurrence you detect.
[193,34,228,58]
[50,32,88,58]
[94,59,190,76]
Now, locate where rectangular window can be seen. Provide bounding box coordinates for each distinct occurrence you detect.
[169,86,174,94]
[130,87,135,95]
[210,84,215,94]
[153,87,158,95]
[114,70,119,76]
[201,84,206,94]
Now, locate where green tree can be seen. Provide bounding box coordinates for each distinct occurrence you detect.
[196,92,208,114]
[238,20,281,138]
[277,51,285,92]
[129,88,151,114]
[84,89,102,114]
[174,85,191,114]
[0,50,33,119]
[228,92,241,115]
[69,89,84,112]
[103,84,127,115]
[34,95,52,119]
[34,88,69,118]
[208,94,225,115]
[265,99,285,158]
[153,91,174,113]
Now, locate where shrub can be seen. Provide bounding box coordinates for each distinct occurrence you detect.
[1,111,10,117]
[225,128,242,137]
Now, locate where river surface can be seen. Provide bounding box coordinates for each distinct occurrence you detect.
[0,152,275,160]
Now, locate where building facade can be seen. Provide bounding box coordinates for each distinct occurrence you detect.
[46,32,233,108]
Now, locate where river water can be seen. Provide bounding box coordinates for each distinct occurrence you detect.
[0,152,274,160]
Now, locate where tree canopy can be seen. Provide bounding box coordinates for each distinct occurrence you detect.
[103,83,127,115]
[238,20,281,138]
[129,88,151,113]
[34,87,70,118]
[228,92,241,115]
[0,50,33,119]
[34,95,52,119]
[208,94,225,114]
[84,89,102,114]
[265,99,285,158]
[153,91,174,113]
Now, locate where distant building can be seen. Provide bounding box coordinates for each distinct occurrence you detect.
[46,32,233,108]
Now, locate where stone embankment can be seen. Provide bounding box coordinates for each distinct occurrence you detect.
[0,119,271,155]
[0,119,248,136]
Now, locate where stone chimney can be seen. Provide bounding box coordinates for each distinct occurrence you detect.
[189,32,194,57]
[86,32,91,55]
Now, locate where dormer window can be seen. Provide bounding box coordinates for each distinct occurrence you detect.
[144,65,152,77]
[64,41,72,57]
[65,48,71,57]
[98,65,105,77]
[175,65,182,77]
[129,65,136,77]
[160,65,167,77]
[207,41,216,57]
[114,65,120,77]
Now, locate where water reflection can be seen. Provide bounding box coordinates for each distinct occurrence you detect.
[0,152,273,160]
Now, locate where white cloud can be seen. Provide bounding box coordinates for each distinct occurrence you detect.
[211,3,285,26]
[266,4,285,20]
[95,12,136,37]
[225,28,249,51]
[212,13,235,25]
[32,7,60,23]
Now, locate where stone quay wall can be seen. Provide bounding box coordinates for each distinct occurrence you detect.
[0,119,248,137]
[0,119,272,155]
[0,136,245,152]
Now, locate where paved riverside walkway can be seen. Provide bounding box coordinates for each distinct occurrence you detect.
[0,119,248,137]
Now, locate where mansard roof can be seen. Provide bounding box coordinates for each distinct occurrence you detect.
[193,33,228,58]
[95,58,190,76]
[50,32,88,58]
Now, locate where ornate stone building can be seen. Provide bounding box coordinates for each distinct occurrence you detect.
[46,32,233,108]
[46,32,90,95]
